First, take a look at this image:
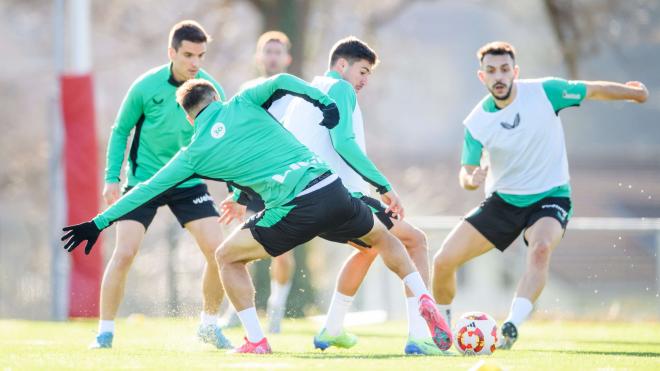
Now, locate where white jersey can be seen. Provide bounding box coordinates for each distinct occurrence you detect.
[283,75,370,195]
[240,77,294,122]
[463,79,570,196]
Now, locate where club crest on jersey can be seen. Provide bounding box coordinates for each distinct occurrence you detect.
[500,113,520,130]
[211,122,226,139]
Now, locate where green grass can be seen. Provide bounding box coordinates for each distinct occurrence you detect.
[1,317,659,370]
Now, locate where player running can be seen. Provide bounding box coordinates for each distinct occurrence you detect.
[91,20,231,349]
[221,31,295,334]
[431,41,648,350]
[282,36,444,355]
[62,75,452,354]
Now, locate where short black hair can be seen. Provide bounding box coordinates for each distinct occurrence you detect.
[477,41,516,62]
[169,20,211,51]
[329,36,378,68]
[176,79,218,115]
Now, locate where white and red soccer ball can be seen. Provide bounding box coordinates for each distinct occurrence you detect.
[453,311,498,356]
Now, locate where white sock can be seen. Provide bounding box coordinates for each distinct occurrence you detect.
[504,297,534,327]
[200,311,219,327]
[406,296,430,339]
[98,320,115,334]
[268,280,293,311]
[237,307,265,343]
[436,304,452,328]
[323,291,354,336]
[402,272,431,300]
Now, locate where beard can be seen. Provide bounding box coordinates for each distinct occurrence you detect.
[489,82,514,101]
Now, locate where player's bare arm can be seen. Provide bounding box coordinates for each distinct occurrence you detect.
[583,80,648,103]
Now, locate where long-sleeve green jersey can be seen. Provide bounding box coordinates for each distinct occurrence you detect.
[105,64,226,189]
[93,74,336,229]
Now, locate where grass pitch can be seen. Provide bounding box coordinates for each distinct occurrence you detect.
[1,317,659,370]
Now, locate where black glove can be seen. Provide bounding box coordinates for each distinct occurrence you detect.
[319,103,340,129]
[61,221,102,255]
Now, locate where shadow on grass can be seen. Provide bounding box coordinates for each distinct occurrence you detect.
[284,353,411,360]
[528,349,660,358]
[576,339,660,347]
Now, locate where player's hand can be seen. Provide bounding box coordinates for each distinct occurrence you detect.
[61,221,101,255]
[469,166,488,188]
[625,81,648,103]
[103,182,121,206]
[380,189,405,220]
[319,103,340,128]
[218,196,247,225]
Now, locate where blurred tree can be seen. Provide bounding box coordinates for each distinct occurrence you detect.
[243,0,315,318]
[363,0,437,41]
[544,0,660,78]
[246,0,311,77]
[544,0,581,78]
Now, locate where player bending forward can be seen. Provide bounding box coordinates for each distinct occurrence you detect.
[62,74,452,354]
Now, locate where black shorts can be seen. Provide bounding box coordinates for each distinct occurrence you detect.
[243,178,375,257]
[358,195,395,230]
[464,193,572,251]
[117,184,219,230]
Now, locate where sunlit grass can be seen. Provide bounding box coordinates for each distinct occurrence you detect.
[1,317,659,370]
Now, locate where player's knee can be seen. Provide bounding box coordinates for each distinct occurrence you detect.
[358,245,379,260]
[112,245,139,269]
[529,240,553,267]
[198,236,222,262]
[433,246,457,273]
[406,227,428,254]
[214,245,229,268]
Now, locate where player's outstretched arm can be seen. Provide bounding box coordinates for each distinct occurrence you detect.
[327,81,392,195]
[459,165,488,191]
[583,80,648,103]
[61,150,196,255]
[241,73,338,123]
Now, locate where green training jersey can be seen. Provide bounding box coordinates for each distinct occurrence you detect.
[461,77,586,207]
[105,63,226,189]
[93,73,336,229]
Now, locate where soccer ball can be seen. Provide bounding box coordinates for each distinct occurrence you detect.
[453,311,498,356]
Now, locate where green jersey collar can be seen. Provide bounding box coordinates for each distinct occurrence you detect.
[325,70,343,80]
[194,101,222,129]
[168,63,184,87]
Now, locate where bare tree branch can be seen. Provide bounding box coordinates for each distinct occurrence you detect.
[544,0,581,78]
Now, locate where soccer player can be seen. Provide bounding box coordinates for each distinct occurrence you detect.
[431,41,648,349]
[61,75,452,354]
[282,36,442,355]
[92,21,231,349]
[222,31,295,334]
